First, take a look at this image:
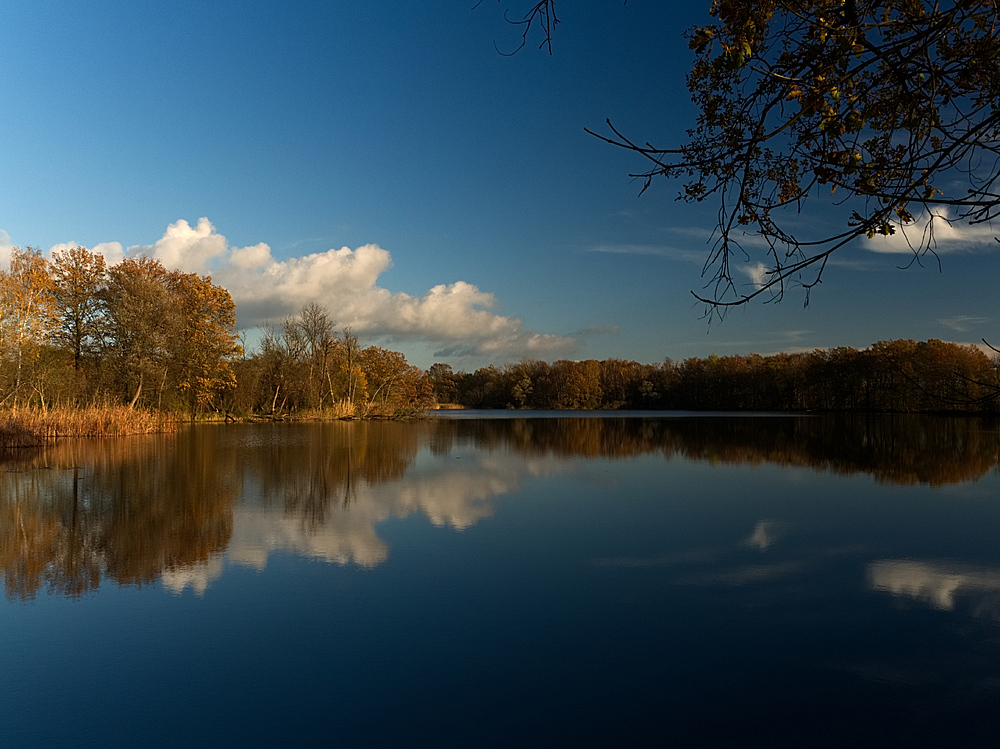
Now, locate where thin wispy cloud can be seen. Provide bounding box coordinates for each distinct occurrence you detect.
[826,256,881,271]
[587,243,704,263]
[939,315,990,333]
[706,329,814,352]
[574,324,620,337]
[588,243,668,256]
[52,218,578,361]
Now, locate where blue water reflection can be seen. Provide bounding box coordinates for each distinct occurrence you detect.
[2,415,1000,747]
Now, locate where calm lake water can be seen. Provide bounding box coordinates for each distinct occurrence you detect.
[2,413,1000,747]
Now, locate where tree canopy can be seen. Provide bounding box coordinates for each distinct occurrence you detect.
[496,1,1000,310]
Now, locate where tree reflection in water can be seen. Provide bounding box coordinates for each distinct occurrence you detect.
[1,414,998,599]
[0,430,238,600]
[450,414,1000,486]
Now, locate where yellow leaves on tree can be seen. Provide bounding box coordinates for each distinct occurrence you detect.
[0,247,58,395]
[51,246,107,372]
[166,271,241,414]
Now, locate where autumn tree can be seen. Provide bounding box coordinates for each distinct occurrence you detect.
[338,328,366,406]
[165,270,241,415]
[428,362,459,403]
[360,346,431,415]
[102,257,174,407]
[50,246,107,375]
[551,359,603,410]
[0,247,58,400]
[499,1,1000,309]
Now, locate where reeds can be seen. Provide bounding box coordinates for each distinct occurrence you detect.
[0,404,179,447]
[326,399,356,418]
[287,399,357,420]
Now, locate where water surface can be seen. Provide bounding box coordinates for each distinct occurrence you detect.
[2,414,1000,747]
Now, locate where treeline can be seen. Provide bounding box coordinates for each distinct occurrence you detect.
[430,339,1000,413]
[5,243,999,418]
[0,246,432,418]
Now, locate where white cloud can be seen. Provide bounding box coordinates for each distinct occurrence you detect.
[0,229,12,268]
[133,216,227,271]
[742,262,769,290]
[93,242,125,265]
[864,208,1000,254]
[47,240,125,267]
[80,217,578,361]
[229,242,272,270]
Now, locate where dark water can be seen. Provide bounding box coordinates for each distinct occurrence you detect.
[2,414,1000,747]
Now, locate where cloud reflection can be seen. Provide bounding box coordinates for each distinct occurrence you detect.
[163,451,570,592]
[678,560,809,586]
[744,520,783,551]
[868,560,1000,613]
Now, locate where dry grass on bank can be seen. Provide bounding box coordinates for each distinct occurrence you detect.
[0,405,179,447]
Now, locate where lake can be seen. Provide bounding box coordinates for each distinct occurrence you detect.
[2,413,1000,747]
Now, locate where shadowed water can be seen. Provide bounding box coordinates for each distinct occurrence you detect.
[2,414,1000,747]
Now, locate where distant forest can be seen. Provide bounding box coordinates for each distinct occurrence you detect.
[2,245,998,417]
[430,339,1000,414]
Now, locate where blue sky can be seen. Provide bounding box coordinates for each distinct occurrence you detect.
[1,0,997,369]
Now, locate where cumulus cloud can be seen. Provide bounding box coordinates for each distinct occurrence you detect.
[49,240,125,266]
[77,218,577,361]
[864,208,1000,254]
